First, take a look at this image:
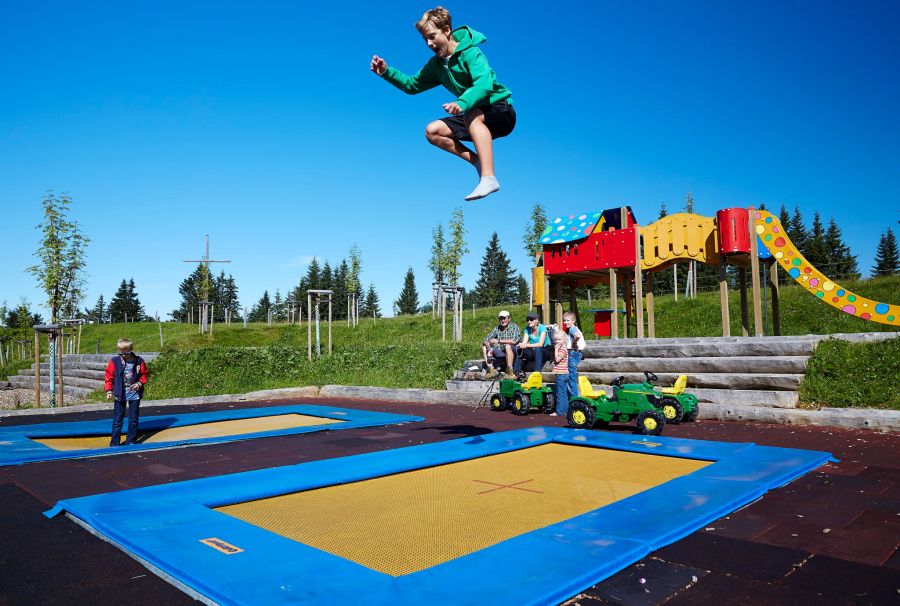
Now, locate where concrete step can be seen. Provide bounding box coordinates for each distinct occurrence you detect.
[446,379,799,408]
[29,361,110,372]
[7,379,94,398]
[41,353,160,364]
[578,356,809,374]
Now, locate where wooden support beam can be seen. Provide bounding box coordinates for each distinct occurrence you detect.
[769,259,781,336]
[719,257,731,336]
[739,267,749,337]
[748,209,763,336]
[541,275,551,325]
[634,226,644,338]
[609,269,618,339]
[34,332,41,409]
[553,280,563,326]
[646,272,655,338]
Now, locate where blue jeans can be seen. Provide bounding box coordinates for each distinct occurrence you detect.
[111,399,141,446]
[554,373,569,415]
[567,350,582,399]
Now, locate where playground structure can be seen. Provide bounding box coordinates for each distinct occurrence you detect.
[532,206,900,336]
[307,289,333,360]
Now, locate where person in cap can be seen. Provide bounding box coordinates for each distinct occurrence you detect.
[103,338,148,446]
[481,310,521,378]
[517,311,552,373]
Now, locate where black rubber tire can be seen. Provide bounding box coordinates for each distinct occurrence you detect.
[512,391,530,416]
[489,394,506,412]
[567,400,596,429]
[660,397,684,424]
[683,405,700,422]
[636,410,665,436]
[541,391,556,414]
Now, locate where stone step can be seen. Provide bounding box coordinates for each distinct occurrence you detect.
[7,379,94,398]
[41,353,160,364]
[582,340,816,359]
[30,361,110,372]
[445,379,799,408]
[578,356,809,374]
[18,368,106,381]
[548,371,802,391]
[8,375,104,390]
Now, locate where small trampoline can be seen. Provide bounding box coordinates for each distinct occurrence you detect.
[0,405,423,466]
[46,427,833,605]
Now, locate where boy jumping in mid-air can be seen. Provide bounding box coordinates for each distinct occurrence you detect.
[371,6,516,201]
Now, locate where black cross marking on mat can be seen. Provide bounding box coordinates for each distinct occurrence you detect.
[472,479,543,495]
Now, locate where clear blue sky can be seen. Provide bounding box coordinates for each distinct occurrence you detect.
[3,1,899,319]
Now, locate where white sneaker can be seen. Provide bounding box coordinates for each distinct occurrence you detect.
[464,176,500,201]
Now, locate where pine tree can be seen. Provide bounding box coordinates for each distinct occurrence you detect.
[824,218,858,279]
[248,290,271,322]
[683,193,695,214]
[788,206,808,254]
[778,204,791,230]
[395,267,419,315]
[171,264,204,322]
[108,279,144,322]
[365,283,382,318]
[471,232,516,307]
[332,259,349,319]
[321,261,333,293]
[86,295,107,323]
[872,228,900,277]
[272,289,285,322]
[523,202,548,262]
[805,212,828,268]
[516,274,530,304]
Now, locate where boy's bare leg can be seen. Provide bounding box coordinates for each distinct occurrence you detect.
[463,110,501,200]
[425,121,480,172]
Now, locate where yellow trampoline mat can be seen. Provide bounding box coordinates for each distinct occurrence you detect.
[216,443,711,576]
[33,414,344,451]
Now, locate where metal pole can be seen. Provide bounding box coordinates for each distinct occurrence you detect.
[48,334,57,408]
[57,337,64,407]
[315,297,321,357]
[328,294,333,355]
[34,332,41,409]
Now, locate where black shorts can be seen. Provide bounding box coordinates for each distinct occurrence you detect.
[439,99,516,142]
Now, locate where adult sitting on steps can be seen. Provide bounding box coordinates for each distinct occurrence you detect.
[517,312,553,373]
[481,310,521,378]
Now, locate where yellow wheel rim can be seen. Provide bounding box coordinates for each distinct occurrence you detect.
[644,418,658,431]
[663,405,676,420]
[572,410,587,425]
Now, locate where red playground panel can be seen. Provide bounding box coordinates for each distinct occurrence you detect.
[544,228,638,275]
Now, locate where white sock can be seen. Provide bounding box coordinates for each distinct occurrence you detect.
[464,176,500,201]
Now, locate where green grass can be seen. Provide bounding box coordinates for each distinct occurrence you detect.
[800,337,900,409]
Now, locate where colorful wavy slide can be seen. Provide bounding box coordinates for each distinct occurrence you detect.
[754,210,899,327]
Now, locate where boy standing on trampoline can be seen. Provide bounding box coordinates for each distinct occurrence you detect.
[104,339,149,446]
[371,6,516,201]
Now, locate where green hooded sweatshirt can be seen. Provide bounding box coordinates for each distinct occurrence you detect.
[381,25,512,113]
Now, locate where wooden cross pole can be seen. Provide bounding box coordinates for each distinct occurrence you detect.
[183,235,231,334]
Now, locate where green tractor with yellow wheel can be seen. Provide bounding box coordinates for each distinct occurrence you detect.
[489,372,556,416]
[566,372,699,435]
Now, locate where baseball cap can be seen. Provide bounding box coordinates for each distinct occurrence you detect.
[526,312,539,320]
[498,310,510,318]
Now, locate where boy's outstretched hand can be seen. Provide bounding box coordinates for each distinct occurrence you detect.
[442,102,462,115]
[370,55,387,75]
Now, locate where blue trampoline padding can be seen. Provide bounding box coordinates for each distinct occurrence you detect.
[46,428,835,606]
[0,405,423,466]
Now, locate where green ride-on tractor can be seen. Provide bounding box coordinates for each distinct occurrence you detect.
[566,372,700,435]
[489,372,556,416]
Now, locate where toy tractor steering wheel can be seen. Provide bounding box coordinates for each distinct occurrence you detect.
[610,376,625,388]
[644,371,659,383]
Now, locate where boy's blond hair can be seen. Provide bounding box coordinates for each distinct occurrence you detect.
[562,311,578,323]
[116,338,134,352]
[415,6,452,33]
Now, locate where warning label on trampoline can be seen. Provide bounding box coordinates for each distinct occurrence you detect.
[200,537,244,554]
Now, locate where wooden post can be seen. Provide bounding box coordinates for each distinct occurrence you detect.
[328,295,333,355]
[307,293,312,361]
[673,264,678,301]
[609,269,618,339]
[553,280,563,328]
[542,275,551,325]
[634,226,644,338]
[719,257,731,336]
[768,259,781,336]
[56,337,64,407]
[623,275,632,339]
[739,267,749,337]
[646,272,656,338]
[748,210,763,336]
[34,332,41,409]
[568,284,579,328]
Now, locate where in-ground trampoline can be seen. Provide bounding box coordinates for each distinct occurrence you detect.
[0,405,423,466]
[46,427,834,605]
